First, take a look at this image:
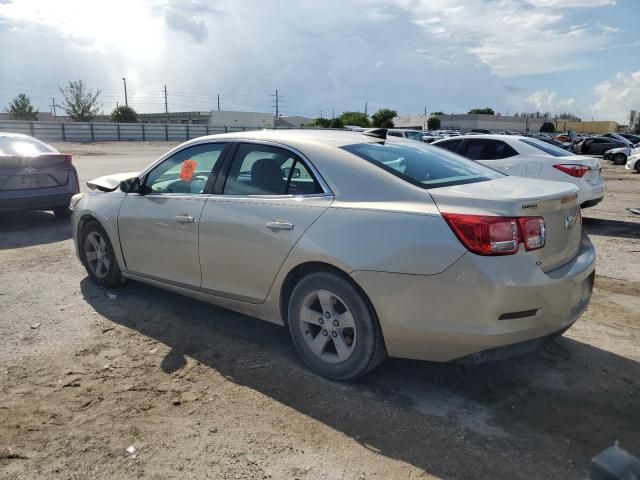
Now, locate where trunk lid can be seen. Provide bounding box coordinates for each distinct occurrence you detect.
[429,176,582,272]
[0,154,73,190]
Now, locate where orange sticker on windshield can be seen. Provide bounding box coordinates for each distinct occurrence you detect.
[179,159,197,181]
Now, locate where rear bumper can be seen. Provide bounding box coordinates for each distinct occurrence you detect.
[578,180,605,207]
[0,191,76,212]
[581,196,604,208]
[351,233,596,362]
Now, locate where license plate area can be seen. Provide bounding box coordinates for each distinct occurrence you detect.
[2,174,59,190]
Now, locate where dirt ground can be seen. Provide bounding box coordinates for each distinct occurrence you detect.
[1,142,639,479]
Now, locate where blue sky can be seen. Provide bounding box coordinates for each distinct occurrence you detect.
[0,0,638,123]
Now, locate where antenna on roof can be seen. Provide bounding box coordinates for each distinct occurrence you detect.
[362,128,387,140]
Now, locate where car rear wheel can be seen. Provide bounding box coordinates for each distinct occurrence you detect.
[80,221,122,287]
[287,271,386,380]
[53,206,72,218]
[613,153,626,165]
[636,161,640,173]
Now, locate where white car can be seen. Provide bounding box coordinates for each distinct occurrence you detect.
[433,134,605,208]
[626,151,640,173]
[386,129,425,142]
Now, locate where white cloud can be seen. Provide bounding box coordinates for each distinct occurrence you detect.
[526,90,576,113]
[591,71,640,124]
[400,0,617,77]
[523,0,615,7]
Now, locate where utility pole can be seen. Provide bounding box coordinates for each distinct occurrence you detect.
[270,89,280,117]
[217,94,220,111]
[164,85,168,113]
[424,106,427,130]
[50,97,61,117]
[320,110,323,119]
[121,77,128,107]
[364,102,368,117]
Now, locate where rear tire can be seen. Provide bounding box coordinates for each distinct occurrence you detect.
[287,271,386,380]
[613,153,626,165]
[80,221,122,288]
[636,161,640,173]
[53,206,72,218]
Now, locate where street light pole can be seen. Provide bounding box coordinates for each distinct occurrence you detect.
[121,77,128,107]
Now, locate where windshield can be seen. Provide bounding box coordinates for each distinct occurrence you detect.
[0,137,57,156]
[341,141,503,189]
[519,138,573,157]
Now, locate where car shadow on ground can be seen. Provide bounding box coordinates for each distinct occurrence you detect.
[0,210,72,249]
[583,217,640,240]
[80,278,640,480]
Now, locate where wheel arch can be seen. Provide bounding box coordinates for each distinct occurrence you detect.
[278,261,381,336]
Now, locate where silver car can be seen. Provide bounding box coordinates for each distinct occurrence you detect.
[0,132,79,217]
[71,129,595,379]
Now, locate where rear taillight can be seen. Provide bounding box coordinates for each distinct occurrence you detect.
[553,164,590,178]
[518,217,545,251]
[442,213,545,256]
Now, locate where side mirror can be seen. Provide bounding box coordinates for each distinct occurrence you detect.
[120,177,142,194]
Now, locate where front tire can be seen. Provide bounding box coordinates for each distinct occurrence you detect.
[613,153,626,165]
[287,271,386,380]
[80,221,122,288]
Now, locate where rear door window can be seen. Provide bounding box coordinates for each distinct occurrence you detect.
[435,139,461,153]
[223,144,322,196]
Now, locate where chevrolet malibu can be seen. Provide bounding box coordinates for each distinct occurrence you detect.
[71,129,595,380]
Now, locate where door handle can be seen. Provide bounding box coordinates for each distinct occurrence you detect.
[175,214,195,223]
[265,221,294,230]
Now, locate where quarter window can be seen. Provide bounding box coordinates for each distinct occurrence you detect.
[144,143,227,194]
[223,144,322,196]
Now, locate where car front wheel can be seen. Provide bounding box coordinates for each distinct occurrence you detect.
[80,221,122,288]
[287,271,386,380]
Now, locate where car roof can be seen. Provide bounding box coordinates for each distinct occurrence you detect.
[434,134,528,142]
[0,132,34,139]
[180,129,382,150]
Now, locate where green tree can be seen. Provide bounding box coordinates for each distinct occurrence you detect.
[371,108,397,128]
[308,117,331,128]
[110,105,138,123]
[540,122,555,133]
[468,107,495,115]
[339,111,370,128]
[558,112,581,122]
[329,117,344,128]
[59,80,101,121]
[430,111,444,116]
[427,116,441,130]
[6,93,38,120]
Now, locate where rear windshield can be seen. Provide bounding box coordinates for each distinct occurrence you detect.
[519,138,572,157]
[341,142,503,189]
[0,137,57,156]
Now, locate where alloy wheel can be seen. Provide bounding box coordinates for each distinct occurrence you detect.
[85,231,110,279]
[299,289,357,364]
